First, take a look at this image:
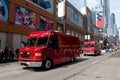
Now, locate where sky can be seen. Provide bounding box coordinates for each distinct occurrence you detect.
[68,0,120,28]
[109,0,120,28]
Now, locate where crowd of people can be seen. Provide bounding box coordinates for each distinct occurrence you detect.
[0,47,19,63]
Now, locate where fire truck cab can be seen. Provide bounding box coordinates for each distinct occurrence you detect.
[18,30,80,70]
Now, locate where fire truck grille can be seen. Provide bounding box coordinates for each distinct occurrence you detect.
[86,50,90,53]
[20,52,30,58]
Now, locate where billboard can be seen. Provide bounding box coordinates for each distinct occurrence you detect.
[67,5,83,28]
[40,16,53,30]
[0,0,9,22]
[27,0,53,14]
[15,6,36,28]
[96,13,104,28]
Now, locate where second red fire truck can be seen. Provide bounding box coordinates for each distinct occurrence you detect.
[83,41,101,56]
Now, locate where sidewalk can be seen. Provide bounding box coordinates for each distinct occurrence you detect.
[67,51,120,80]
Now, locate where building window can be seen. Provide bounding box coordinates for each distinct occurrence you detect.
[71,31,74,36]
[27,0,54,14]
[66,29,70,35]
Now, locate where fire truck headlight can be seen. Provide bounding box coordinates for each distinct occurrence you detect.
[27,52,30,55]
[35,53,42,56]
[20,52,23,54]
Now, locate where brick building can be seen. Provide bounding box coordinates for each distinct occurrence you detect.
[0,0,56,49]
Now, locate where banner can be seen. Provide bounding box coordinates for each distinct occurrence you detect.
[40,16,53,30]
[15,6,36,28]
[96,13,104,28]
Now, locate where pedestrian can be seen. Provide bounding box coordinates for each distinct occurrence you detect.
[9,48,15,62]
[0,49,4,62]
[4,47,9,62]
[15,48,19,60]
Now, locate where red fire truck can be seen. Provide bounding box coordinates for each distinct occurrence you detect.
[18,30,80,70]
[83,41,101,56]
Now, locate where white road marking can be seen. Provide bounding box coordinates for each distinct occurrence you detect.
[91,61,99,65]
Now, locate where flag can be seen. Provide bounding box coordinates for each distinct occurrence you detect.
[96,13,103,28]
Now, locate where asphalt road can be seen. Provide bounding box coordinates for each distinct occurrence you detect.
[0,51,118,80]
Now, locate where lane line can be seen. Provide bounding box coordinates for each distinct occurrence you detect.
[91,60,99,65]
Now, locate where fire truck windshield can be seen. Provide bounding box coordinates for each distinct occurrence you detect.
[84,44,95,48]
[26,37,48,46]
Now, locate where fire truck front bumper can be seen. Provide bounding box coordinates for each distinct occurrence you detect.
[19,61,42,67]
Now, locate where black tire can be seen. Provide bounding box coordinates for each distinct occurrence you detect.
[70,56,75,62]
[98,51,101,55]
[42,59,52,70]
[94,51,97,56]
[84,54,87,56]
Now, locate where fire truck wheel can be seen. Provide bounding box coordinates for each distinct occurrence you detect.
[70,56,75,62]
[94,51,97,56]
[99,51,101,55]
[42,59,52,70]
[84,54,87,56]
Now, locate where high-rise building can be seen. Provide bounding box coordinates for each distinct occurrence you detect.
[110,13,116,36]
[110,13,118,45]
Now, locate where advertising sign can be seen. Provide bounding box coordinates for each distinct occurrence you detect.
[27,0,53,14]
[0,0,9,22]
[15,6,36,28]
[40,16,53,30]
[96,13,104,28]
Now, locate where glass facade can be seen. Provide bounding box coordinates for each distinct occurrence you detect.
[67,4,83,28]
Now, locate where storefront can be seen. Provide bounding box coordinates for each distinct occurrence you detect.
[0,0,56,49]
